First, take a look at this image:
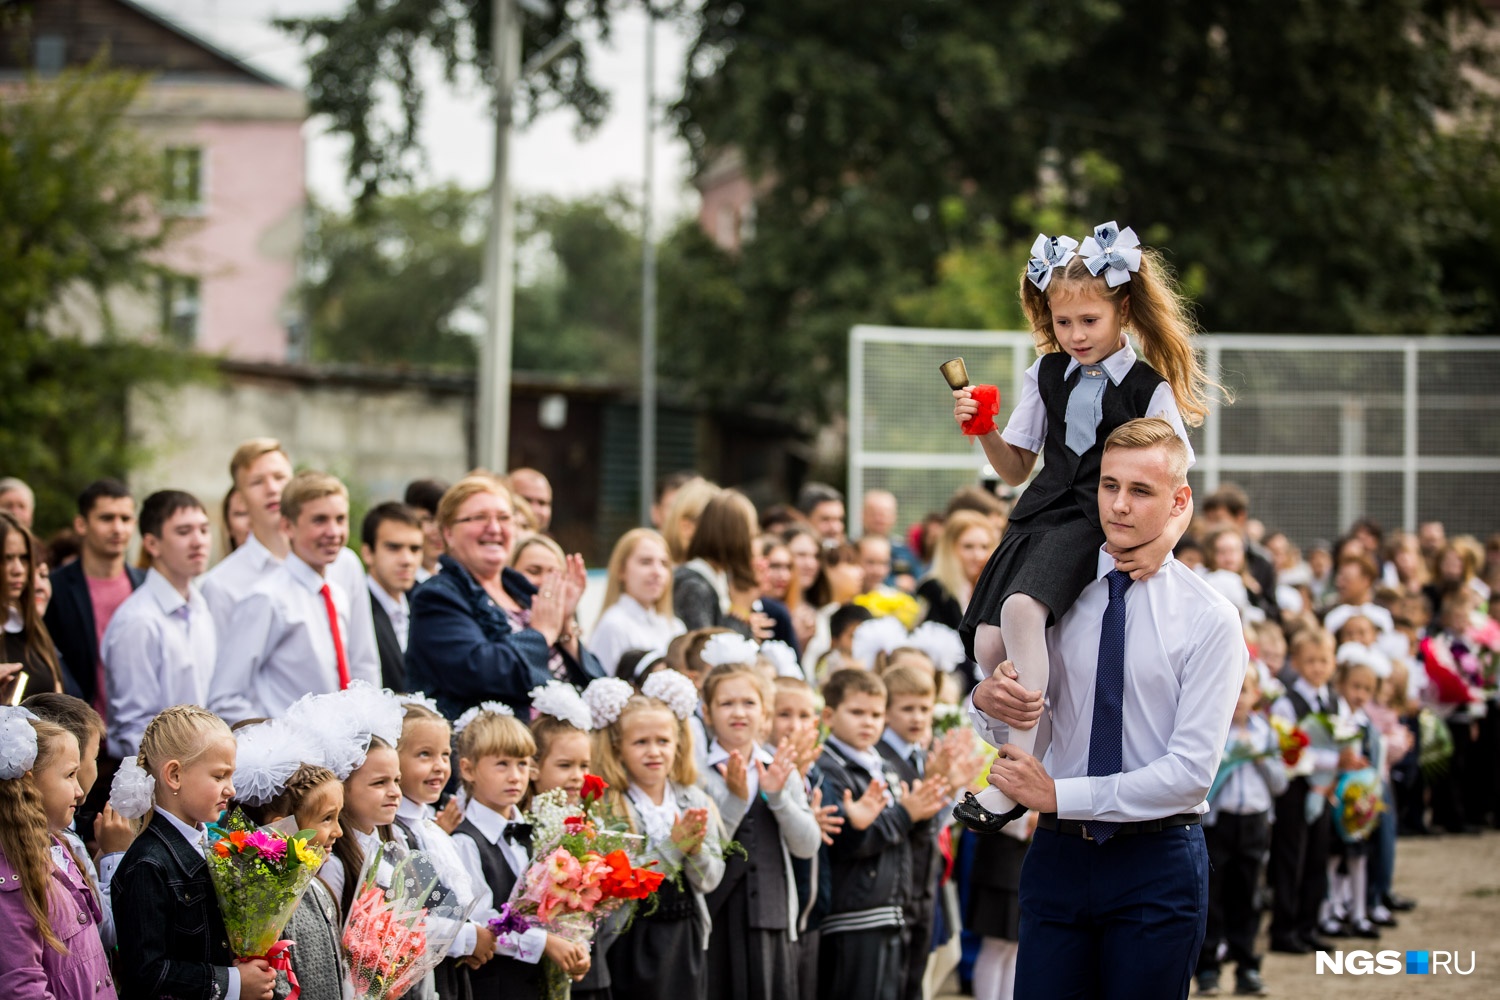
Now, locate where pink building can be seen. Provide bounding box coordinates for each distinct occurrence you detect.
[0,0,306,361]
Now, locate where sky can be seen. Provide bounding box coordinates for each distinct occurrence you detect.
[139,0,699,230]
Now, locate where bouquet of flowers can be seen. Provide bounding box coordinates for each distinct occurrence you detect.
[932,702,967,738]
[853,590,922,629]
[344,845,476,1000]
[1332,767,1385,842]
[1466,615,1500,692]
[1297,711,1364,822]
[204,810,327,999]
[1270,715,1312,774]
[492,775,665,1000]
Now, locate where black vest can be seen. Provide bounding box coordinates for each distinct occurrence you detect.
[454,817,545,999]
[1008,352,1167,529]
[705,793,789,931]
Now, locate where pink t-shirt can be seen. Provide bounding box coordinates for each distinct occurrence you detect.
[87,571,134,719]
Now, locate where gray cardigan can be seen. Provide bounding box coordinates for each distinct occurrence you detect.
[274,877,348,1000]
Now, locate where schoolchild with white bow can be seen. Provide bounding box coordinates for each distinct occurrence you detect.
[951,223,1213,834]
[0,707,117,1000]
[1320,648,1382,941]
[697,638,822,1000]
[230,718,348,1000]
[393,698,498,998]
[588,670,726,1000]
[110,705,278,1000]
[450,704,590,999]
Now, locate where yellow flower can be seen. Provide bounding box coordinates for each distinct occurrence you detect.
[853,591,921,629]
[292,837,322,867]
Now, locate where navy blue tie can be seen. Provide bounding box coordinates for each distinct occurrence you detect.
[1086,569,1133,843]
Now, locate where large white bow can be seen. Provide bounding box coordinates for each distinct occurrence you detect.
[1080,221,1142,287]
[1025,233,1080,291]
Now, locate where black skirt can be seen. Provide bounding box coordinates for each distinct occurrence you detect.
[962,828,1030,941]
[960,505,1103,657]
[607,878,705,1000]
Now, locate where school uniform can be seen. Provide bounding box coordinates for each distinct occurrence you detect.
[816,737,914,1000]
[960,344,1192,643]
[396,797,491,1000]
[791,763,834,1000]
[877,731,944,1000]
[368,576,409,692]
[607,783,726,1000]
[701,741,822,1000]
[0,837,117,1000]
[451,799,550,1000]
[1198,713,1287,981]
[1268,677,1338,951]
[112,808,238,1000]
[272,878,345,1000]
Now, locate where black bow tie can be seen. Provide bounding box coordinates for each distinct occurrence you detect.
[502,823,533,849]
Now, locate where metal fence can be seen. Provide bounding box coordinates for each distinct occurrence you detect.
[847,328,1500,547]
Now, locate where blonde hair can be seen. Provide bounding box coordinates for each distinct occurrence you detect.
[928,510,997,601]
[880,648,938,680]
[661,477,721,564]
[512,533,565,574]
[702,662,774,724]
[138,705,232,780]
[400,703,451,741]
[0,720,75,952]
[882,664,936,702]
[229,438,288,486]
[603,528,674,615]
[456,711,535,795]
[1020,247,1219,426]
[279,470,348,524]
[1103,418,1191,486]
[1288,627,1336,659]
[437,474,511,533]
[591,695,697,829]
[531,714,588,769]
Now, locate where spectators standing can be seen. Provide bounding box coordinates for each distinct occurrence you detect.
[508,468,554,534]
[509,533,606,686]
[100,491,215,760]
[361,502,426,692]
[1,512,67,700]
[0,476,36,529]
[404,477,450,583]
[1202,485,1279,623]
[674,490,766,638]
[219,488,251,558]
[590,528,685,676]
[797,483,847,546]
[916,511,998,631]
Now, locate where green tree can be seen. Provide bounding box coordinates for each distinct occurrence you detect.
[0,63,204,534]
[302,184,485,368]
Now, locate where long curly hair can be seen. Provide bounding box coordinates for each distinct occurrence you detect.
[0,720,72,952]
[1019,247,1223,426]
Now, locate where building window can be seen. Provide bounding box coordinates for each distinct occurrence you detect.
[159,275,201,346]
[163,147,204,213]
[34,35,66,75]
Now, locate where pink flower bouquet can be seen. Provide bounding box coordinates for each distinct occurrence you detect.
[344,845,476,1000]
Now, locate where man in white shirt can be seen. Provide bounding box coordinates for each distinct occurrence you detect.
[101,491,216,759]
[967,418,1244,1000]
[210,471,378,721]
[201,439,379,686]
[361,502,425,691]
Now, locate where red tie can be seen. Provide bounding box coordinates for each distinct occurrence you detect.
[319,583,351,690]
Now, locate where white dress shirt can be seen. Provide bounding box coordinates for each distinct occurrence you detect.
[450,799,547,963]
[209,552,378,722]
[153,808,240,1000]
[202,535,379,696]
[101,569,218,759]
[1000,342,1197,463]
[969,550,1244,823]
[588,595,686,676]
[368,576,410,652]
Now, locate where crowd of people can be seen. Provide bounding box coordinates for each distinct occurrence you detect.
[0,219,1497,1000]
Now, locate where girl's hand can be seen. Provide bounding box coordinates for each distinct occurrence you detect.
[953,388,979,431]
[670,807,710,855]
[900,776,952,822]
[842,777,888,831]
[791,727,823,777]
[94,804,137,855]
[529,569,566,644]
[561,554,588,620]
[791,604,817,648]
[719,750,750,801]
[235,958,276,1000]
[471,924,497,964]
[809,786,844,845]
[435,796,464,834]
[757,739,797,796]
[1337,746,1369,771]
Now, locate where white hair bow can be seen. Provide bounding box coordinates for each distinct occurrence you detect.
[1025,233,1079,291]
[1080,221,1141,287]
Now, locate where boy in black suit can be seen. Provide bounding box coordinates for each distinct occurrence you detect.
[360,502,425,692]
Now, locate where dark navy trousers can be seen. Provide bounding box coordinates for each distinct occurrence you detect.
[1015,823,1209,999]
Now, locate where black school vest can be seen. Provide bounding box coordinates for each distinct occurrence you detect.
[705,793,789,931]
[1008,352,1167,529]
[454,817,545,999]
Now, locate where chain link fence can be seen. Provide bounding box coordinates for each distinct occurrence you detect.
[848,327,1500,547]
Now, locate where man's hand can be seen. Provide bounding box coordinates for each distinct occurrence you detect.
[972,660,1044,731]
[988,744,1057,813]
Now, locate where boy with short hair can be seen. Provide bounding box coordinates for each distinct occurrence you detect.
[818,669,948,1000]
[210,470,378,720]
[1267,627,1339,954]
[877,665,945,1000]
[361,502,426,691]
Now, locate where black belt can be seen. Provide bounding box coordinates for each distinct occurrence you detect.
[1037,812,1200,841]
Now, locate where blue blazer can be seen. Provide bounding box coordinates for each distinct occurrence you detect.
[406,554,604,719]
[43,559,145,703]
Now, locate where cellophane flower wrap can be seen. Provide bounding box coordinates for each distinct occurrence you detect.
[1332,767,1385,843]
[1298,712,1364,823]
[204,810,327,965]
[491,776,665,1000]
[344,844,475,1000]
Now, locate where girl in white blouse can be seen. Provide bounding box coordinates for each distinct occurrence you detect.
[588,529,685,676]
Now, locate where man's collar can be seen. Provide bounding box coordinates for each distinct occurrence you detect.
[144,568,191,615]
[242,532,280,570]
[368,574,408,618]
[284,551,326,593]
[1064,339,1136,383]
